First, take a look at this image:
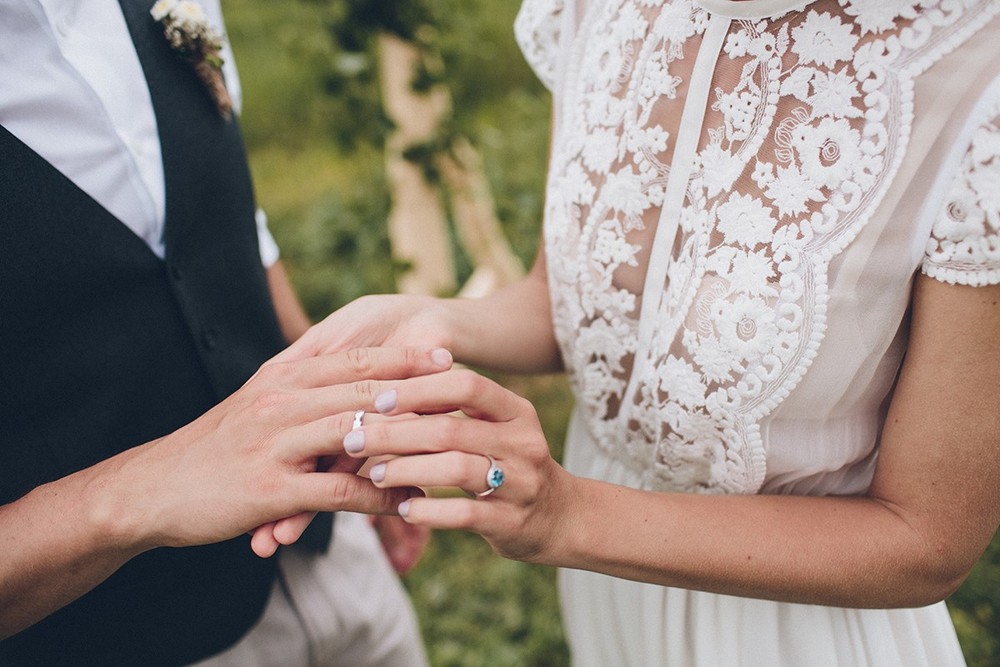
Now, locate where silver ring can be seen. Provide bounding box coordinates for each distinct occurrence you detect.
[352,409,365,430]
[475,455,504,497]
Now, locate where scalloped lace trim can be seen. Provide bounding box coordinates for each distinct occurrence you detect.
[922,98,1000,287]
[536,0,999,494]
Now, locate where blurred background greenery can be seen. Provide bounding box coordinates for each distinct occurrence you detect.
[222,1,998,664]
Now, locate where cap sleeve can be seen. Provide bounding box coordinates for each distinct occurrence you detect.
[921,99,1000,287]
[514,0,566,92]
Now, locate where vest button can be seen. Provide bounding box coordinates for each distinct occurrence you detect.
[200,328,218,351]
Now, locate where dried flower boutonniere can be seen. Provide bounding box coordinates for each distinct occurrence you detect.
[151,0,233,120]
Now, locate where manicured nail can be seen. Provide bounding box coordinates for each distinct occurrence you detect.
[375,389,397,413]
[369,462,386,483]
[344,429,365,454]
[431,348,452,368]
[398,500,412,518]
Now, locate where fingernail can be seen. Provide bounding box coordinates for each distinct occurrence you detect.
[431,348,452,368]
[344,429,365,454]
[369,462,386,483]
[375,389,397,413]
[398,499,411,518]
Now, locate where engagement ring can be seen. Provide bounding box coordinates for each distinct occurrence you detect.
[475,455,505,497]
[352,409,365,430]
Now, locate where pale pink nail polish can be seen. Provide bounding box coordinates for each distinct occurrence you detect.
[375,389,397,413]
[344,429,365,454]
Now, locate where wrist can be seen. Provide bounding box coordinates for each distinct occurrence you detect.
[78,444,161,556]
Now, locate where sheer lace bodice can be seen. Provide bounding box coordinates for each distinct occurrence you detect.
[516,0,1000,495]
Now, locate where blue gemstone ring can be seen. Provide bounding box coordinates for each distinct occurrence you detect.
[475,455,505,497]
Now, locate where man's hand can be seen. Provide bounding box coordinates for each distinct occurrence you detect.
[94,346,453,552]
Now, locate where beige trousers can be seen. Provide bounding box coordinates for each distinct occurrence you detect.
[192,512,428,667]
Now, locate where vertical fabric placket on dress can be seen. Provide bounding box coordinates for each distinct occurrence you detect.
[618,14,731,433]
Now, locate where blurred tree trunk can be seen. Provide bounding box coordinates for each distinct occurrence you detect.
[376,30,523,297]
[378,33,455,296]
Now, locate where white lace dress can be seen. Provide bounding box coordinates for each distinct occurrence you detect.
[514,0,1000,664]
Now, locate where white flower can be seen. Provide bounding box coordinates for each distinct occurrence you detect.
[746,32,777,60]
[808,67,862,119]
[751,160,775,188]
[728,249,777,297]
[593,227,639,267]
[602,166,648,218]
[692,334,739,383]
[936,184,985,243]
[715,89,760,139]
[582,127,619,174]
[699,142,744,197]
[652,2,697,47]
[625,124,670,156]
[843,0,919,35]
[713,295,779,364]
[658,356,707,408]
[561,160,598,206]
[792,117,862,189]
[791,11,858,68]
[781,66,815,102]
[725,29,752,59]
[715,192,777,248]
[764,164,824,218]
[151,0,179,21]
[174,1,207,24]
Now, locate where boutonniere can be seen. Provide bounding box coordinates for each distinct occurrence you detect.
[151,0,233,121]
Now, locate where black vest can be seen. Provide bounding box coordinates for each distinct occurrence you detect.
[0,1,286,663]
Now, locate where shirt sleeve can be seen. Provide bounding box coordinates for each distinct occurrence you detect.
[513,0,566,92]
[255,208,280,268]
[921,101,1000,287]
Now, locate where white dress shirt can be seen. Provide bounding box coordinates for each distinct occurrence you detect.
[0,0,279,265]
[1,3,429,663]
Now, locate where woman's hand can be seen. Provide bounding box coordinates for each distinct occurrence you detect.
[270,294,450,366]
[342,369,578,564]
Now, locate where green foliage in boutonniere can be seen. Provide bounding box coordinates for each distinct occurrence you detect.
[151,0,233,120]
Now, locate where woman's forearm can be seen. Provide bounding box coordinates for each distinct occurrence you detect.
[435,264,561,374]
[553,479,972,609]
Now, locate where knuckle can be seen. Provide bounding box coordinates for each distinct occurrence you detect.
[404,346,422,370]
[438,417,464,449]
[250,390,293,417]
[254,361,291,386]
[326,474,354,508]
[453,369,484,398]
[353,379,380,405]
[345,347,374,377]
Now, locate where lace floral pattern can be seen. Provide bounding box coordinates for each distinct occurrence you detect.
[519,0,999,494]
[922,103,1000,286]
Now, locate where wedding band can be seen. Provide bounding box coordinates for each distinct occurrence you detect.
[352,409,365,430]
[475,455,505,497]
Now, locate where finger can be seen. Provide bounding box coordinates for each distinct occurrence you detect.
[397,496,487,532]
[372,515,430,575]
[260,346,453,391]
[369,451,500,496]
[293,471,423,515]
[279,410,419,461]
[273,512,316,545]
[251,522,281,558]
[372,368,527,422]
[343,411,515,459]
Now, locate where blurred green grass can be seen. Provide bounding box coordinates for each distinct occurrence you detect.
[223,1,999,664]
